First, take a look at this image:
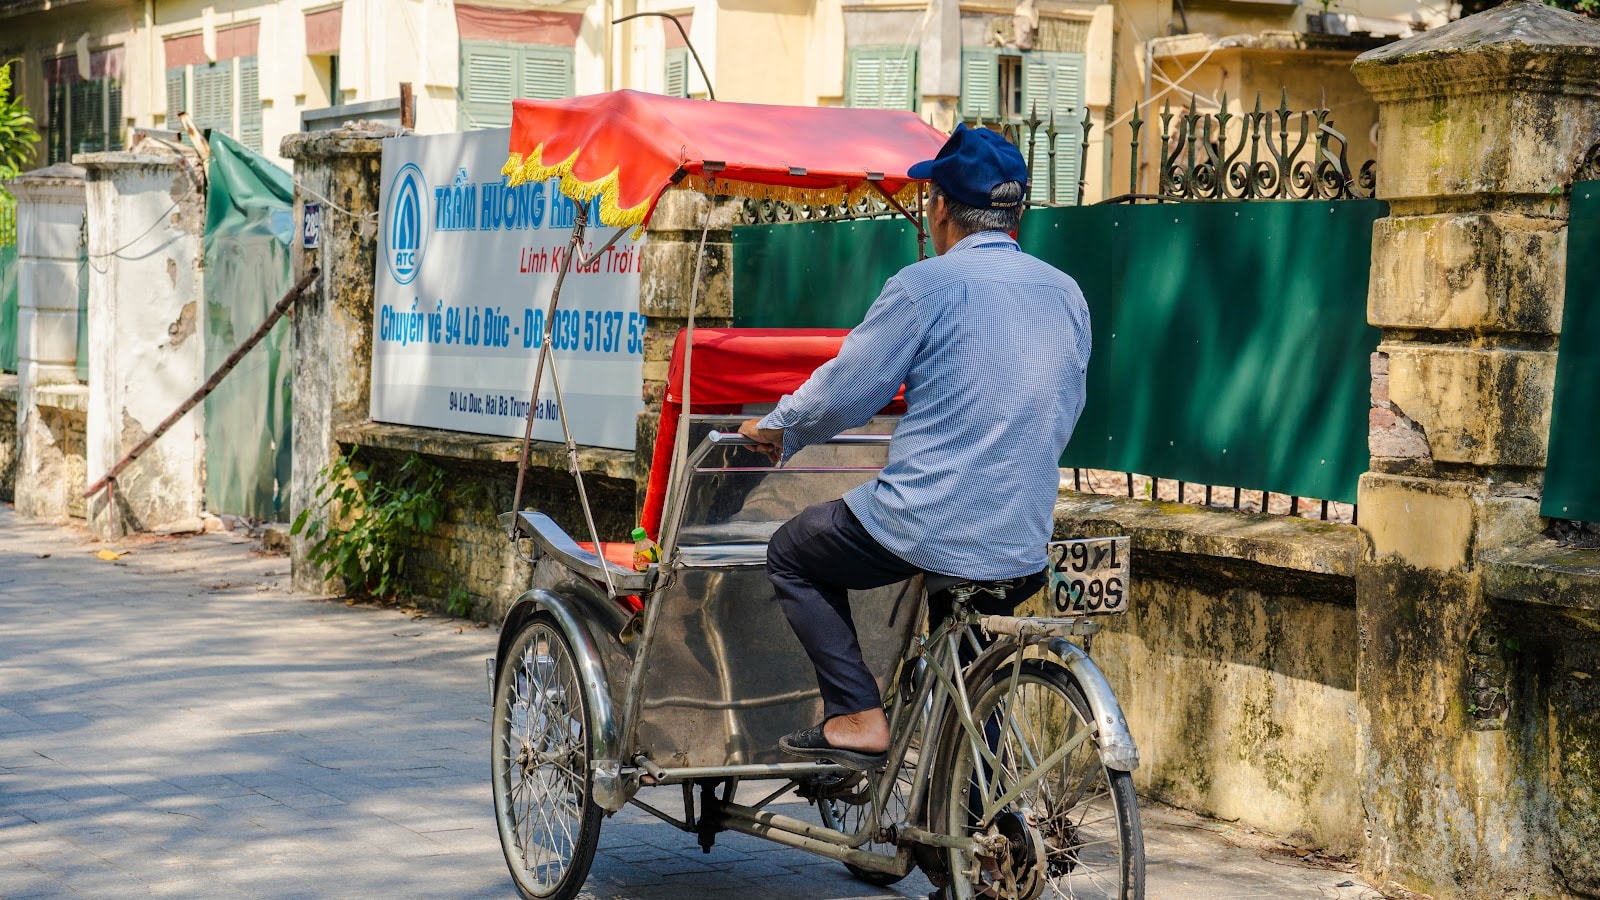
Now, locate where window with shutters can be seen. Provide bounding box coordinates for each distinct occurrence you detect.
[191,60,236,138]
[664,47,689,98]
[959,48,1085,204]
[44,57,124,164]
[846,47,917,111]
[1022,51,1085,204]
[459,40,574,130]
[238,57,262,152]
[166,68,187,127]
[164,58,257,149]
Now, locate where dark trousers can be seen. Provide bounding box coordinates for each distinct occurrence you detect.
[766,499,1043,720]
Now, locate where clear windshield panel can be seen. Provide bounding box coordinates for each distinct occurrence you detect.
[673,415,892,548]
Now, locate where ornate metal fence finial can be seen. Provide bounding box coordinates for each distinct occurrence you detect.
[1116,85,1376,204]
[1128,104,1144,197]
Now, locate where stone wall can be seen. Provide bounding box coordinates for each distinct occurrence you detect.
[1048,494,1364,853]
[1350,3,1600,896]
[327,424,635,622]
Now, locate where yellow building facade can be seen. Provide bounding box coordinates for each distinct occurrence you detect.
[0,0,1440,193]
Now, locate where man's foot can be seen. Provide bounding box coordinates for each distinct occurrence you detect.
[780,709,890,771]
[780,723,888,772]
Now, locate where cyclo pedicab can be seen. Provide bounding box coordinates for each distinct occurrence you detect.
[486,90,1144,900]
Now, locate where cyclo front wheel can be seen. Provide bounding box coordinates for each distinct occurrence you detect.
[492,613,604,900]
[931,658,1144,900]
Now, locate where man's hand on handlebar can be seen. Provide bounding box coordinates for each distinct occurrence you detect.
[738,418,784,464]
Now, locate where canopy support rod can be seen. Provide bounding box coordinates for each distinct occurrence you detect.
[509,217,632,537]
[509,217,585,535]
[544,326,618,600]
[869,181,928,261]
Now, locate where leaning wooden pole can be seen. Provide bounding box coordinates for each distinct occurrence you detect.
[82,266,321,500]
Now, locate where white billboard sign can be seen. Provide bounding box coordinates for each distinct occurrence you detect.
[372,129,644,450]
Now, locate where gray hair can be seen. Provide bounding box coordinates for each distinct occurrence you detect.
[931,180,1025,234]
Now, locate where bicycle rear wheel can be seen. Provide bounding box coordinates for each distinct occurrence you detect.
[932,659,1143,900]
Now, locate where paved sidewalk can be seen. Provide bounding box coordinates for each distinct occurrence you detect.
[0,506,1383,899]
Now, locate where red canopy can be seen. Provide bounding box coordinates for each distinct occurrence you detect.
[503,90,947,230]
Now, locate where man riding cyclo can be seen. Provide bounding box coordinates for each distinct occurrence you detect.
[739,123,1093,772]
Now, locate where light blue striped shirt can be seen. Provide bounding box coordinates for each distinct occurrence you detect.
[759,230,1091,580]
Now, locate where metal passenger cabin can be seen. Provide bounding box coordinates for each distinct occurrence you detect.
[505,326,918,789]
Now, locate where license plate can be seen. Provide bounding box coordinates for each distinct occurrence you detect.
[1046,537,1131,616]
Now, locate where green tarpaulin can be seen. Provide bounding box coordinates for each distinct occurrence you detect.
[202,132,294,519]
[733,200,1385,504]
[1543,180,1600,522]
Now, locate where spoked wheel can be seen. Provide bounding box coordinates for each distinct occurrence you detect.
[933,659,1144,900]
[492,614,603,900]
[814,751,915,886]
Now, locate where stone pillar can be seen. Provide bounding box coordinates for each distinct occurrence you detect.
[78,145,208,538]
[1351,3,1600,896]
[6,165,87,521]
[634,189,735,517]
[280,124,390,592]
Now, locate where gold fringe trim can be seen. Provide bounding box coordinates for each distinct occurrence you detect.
[677,173,922,211]
[502,146,652,231]
[501,150,925,231]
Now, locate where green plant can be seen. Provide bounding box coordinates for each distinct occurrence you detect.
[291,449,446,599]
[1462,0,1595,15]
[0,60,40,180]
[447,586,473,617]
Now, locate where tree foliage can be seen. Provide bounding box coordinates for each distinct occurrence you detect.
[0,61,41,181]
[1460,0,1596,18]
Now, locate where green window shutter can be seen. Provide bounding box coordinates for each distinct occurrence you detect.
[847,47,916,110]
[47,78,67,164]
[70,78,105,153]
[192,60,235,137]
[960,48,999,120]
[107,78,123,151]
[664,47,689,98]
[238,56,261,152]
[166,67,186,125]
[846,50,881,108]
[459,41,516,129]
[520,44,574,101]
[1023,51,1085,204]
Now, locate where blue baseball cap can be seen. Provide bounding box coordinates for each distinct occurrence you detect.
[908,123,1029,210]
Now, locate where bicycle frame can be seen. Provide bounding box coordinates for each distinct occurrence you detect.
[623,598,1114,894]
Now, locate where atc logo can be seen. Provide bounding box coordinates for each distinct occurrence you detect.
[386,163,428,285]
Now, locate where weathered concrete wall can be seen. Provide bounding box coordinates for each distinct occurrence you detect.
[1351,3,1600,896]
[78,145,208,537]
[7,164,88,522]
[1049,494,1363,854]
[282,124,387,595]
[0,374,16,502]
[18,387,89,520]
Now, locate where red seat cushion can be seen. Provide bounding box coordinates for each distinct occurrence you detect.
[577,541,637,570]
